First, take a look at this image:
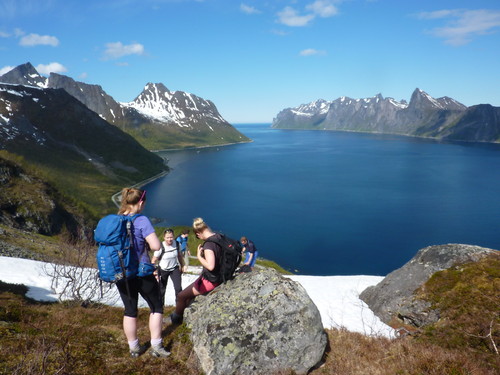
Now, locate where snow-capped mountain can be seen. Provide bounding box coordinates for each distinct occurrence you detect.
[271,89,500,143]
[0,63,250,149]
[124,82,228,129]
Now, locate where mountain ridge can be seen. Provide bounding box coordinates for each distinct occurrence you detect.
[0,62,250,150]
[272,89,500,143]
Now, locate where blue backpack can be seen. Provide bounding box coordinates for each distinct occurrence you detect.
[94,214,141,283]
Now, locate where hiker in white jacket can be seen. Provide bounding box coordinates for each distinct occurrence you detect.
[152,228,186,305]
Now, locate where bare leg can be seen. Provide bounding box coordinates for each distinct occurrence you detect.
[123,316,137,341]
[149,312,163,340]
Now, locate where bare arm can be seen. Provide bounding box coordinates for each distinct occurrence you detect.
[145,232,161,253]
[245,252,254,265]
[197,244,216,271]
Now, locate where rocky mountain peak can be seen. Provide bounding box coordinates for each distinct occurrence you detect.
[0,62,47,88]
[408,88,465,111]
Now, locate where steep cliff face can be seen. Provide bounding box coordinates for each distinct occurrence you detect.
[273,89,499,143]
[48,72,126,124]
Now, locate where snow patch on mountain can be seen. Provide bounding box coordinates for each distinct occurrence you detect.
[122,83,227,129]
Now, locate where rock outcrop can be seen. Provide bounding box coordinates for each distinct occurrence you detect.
[184,268,327,375]
[360,244,498,327]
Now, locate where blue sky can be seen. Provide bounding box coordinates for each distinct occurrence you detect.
[1,0,500,123]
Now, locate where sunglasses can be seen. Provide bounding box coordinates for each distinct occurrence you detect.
[139,190,147,203]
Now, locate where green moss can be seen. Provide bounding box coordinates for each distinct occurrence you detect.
[417,253,500,354]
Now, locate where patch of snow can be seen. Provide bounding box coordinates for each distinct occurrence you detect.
[0,256,395,338]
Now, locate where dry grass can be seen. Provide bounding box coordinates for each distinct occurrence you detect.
[0,284,202,375]
[1,282,498,375]
[316,328,499,375]
[1,253,498,374]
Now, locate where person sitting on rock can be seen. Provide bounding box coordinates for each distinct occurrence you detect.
[168,217,222,325]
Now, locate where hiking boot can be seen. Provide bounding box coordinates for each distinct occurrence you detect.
[170,312,183,325]
[150,345,171,358]
[130,343,147,358]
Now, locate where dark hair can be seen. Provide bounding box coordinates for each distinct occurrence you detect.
[163,228,174,236]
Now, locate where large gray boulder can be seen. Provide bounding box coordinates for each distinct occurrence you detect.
[184,268,327,375]
[360,244,498,327]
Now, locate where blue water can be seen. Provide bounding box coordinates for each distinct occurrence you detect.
[143,123,500,276]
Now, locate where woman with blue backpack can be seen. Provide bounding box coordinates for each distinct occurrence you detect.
[115,188,170,358]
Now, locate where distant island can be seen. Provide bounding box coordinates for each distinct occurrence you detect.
[272,89,500,143]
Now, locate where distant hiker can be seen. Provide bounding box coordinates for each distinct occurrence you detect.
[176,229,191,267]
[168,217,225,325]
[152,228,185,306]
[115,188,170,358]
[240,236,258,269]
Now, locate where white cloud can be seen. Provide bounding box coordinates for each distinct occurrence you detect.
[278,6,315,27]
[78,72,88,80]
[277,1,341,27]
[306,0,339,18]
[299,48,326,56]
[417,9,458,20]
[103,42,145,59]
[14,28,25,37]
[19,33,59,47]
[240,3,260,15]
[35,62,67,75]
[0,31,10,38]
[417,9,500,46]
[0,65,15,75]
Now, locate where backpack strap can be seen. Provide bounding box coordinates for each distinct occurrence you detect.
[157,242,166,261]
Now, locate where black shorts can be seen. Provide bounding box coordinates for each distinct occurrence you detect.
[116,275,163,317]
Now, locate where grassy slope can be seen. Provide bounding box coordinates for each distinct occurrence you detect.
[124,122,251,151]
[1,258,498,375]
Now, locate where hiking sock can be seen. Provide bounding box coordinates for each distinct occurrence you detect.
[150,338,171,357]
[129,339,147,357]
[128,339,140,351]
[150,338,162,348]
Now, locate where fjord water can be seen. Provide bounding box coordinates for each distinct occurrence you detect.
[143,123,500,276]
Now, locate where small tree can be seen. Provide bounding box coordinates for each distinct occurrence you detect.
[43,239,120,306]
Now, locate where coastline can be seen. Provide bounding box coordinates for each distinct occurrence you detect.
[111,140,253,207]
[271,126,500,145]
[150,139,253,153]
[111,170,170,207]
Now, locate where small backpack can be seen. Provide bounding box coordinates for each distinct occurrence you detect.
[94,214,141,283]
[205,234,243,283]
